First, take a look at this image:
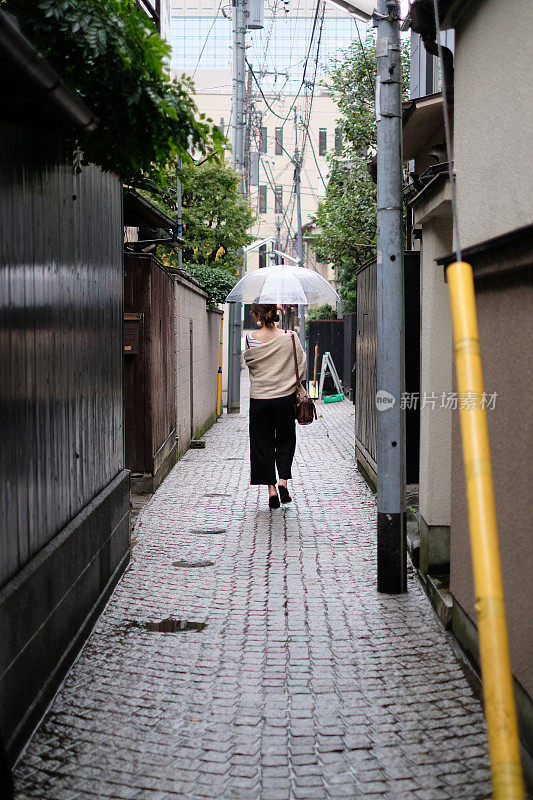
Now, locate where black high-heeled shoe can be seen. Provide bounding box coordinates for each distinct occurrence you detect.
[278,484,292,504]
[269,493,280,510]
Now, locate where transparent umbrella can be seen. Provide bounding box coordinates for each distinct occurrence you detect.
[225,264,341,306]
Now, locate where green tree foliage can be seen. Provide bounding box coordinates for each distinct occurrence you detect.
[180,162,255,272]
[312,31,409,312]
[161,161,255,306]
[305,303,337,336]
[181,264,238,308]
[6,0,224,187]
[307,303,337,322]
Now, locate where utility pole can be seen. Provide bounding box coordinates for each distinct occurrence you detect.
[375,0,406,593]
[227,0,247,414]
[293,111,306,356]
[244,64,253,195]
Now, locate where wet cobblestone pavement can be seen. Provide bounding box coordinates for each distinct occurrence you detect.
[14,377,492,799]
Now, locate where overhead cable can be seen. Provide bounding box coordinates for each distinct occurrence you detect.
[354,19,375,93]
[191,0,225,80]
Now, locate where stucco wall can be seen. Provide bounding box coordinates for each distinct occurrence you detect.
[453,0,533,249]
[417,211,453,529]
[448,0,533,702]
[174,275,221,453]
[450,274,533,698]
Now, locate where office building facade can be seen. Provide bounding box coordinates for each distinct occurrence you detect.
[170,0,358,279]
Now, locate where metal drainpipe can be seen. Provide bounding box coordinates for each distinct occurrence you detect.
[410,0,454,107]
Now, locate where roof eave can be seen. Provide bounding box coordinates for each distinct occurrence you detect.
[0,11,98,131]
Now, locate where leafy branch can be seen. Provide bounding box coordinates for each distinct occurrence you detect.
[311,31,409,313]
[6,0,225,187]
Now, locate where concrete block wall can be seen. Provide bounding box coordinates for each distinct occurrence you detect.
[174,273,222,454]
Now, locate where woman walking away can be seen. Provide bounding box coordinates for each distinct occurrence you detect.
[244,303,306,509]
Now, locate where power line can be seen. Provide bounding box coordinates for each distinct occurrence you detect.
[302,160,320,203]
[191,0,225,80]
[306,128,328,193]
[354,19,375,93]
[246,60,289,121]
[293,1,325,167]
[246,0,329,268]
[252,129,297,238]
[258,0,281,76]
[265,0,323,134]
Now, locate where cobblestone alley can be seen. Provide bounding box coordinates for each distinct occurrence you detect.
[14,379,492,800]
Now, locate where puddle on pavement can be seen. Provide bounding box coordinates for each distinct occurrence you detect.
[122,618,207,633]
[189,528,226,535]
[172,559,215,568]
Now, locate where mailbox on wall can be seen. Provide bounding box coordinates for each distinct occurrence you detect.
[123,313,141,354]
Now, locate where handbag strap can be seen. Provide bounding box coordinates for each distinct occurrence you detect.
[291,332,302,390]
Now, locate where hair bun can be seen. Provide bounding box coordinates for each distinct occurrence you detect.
[251,302,279,327]
[265,308,279,323]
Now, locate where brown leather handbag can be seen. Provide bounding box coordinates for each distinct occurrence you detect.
[291,333,317,425]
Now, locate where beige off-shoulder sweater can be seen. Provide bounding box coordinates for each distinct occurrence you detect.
[243,332,307,399]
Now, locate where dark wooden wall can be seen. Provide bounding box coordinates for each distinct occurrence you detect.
[124,253,176,479]
[307,320,344,387]
[343,312,357,396]
[0,127,124,589]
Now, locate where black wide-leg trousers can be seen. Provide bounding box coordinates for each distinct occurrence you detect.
[249,393,297,485]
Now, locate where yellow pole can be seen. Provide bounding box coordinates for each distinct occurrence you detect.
[216,314,223,417]
[446,261,524,800]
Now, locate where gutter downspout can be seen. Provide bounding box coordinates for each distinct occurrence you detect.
[410,0,454,108]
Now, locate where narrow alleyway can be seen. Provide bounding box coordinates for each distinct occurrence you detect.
[15,377,491,800]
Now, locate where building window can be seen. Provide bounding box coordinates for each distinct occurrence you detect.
[335,127,343,154]
[260,127,267,154]
[318,128,327,156]
[258,185,267,213]
[275,127,283,155]
[259,243,267,269]
[274,186,283,214]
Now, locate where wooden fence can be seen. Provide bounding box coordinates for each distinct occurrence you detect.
[124,253,176,492]
[355,253,420,486]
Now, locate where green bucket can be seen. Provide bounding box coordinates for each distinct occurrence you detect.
[323,393,344,403]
